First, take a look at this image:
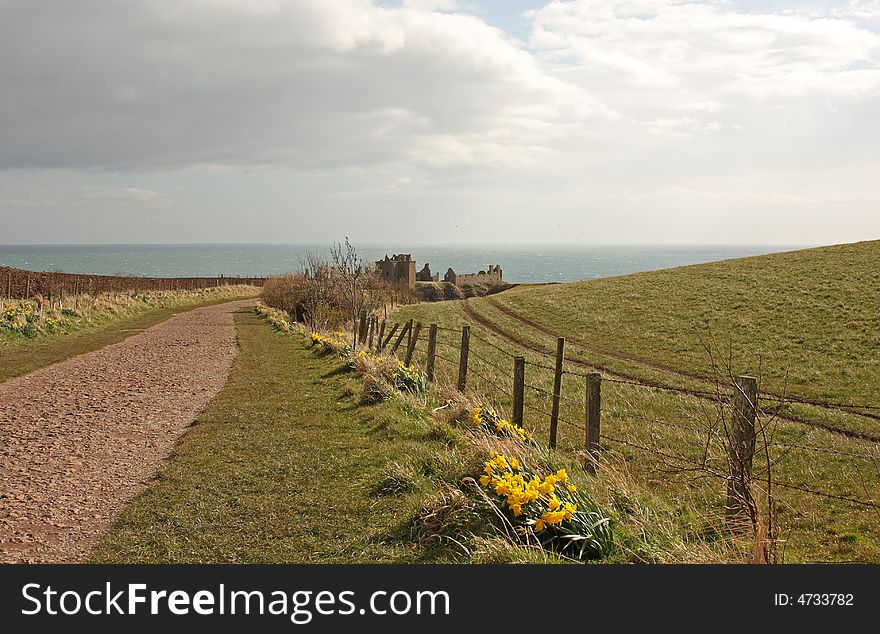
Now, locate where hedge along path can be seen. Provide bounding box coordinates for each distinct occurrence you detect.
[0,299,255,563]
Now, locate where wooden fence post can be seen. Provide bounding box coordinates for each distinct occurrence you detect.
[457,325,470,392]
[727,375,758,522]
[6,271,11,299]
[549,337,565,449]
[25,275,31,300]
[426,324,438,382]
[358,311,368,344]
[513,356,525,427]
[586,373,602,471]
[404,322,422,366]
[381,322,399,351]
[367,317,376,349]
[391,319,412,354]
[377,320,387,352]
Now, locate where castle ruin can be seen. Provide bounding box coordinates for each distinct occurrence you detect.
[376,254,502,288]
[443,264,503,286]
[416,263,440,282]
[374,254,416,287]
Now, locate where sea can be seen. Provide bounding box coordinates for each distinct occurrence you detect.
[0,244,807,284]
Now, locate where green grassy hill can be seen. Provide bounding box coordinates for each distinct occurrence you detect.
[392,241,880,562]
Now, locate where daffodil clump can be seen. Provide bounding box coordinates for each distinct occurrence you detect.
[471,405,533,444]
[479,452,613,560]
[393,362,427,394]
[1,301,67,338]
[308,331,352,360]
[254,305,291,332]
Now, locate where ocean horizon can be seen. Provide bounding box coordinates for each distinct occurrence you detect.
[0,243,811,284]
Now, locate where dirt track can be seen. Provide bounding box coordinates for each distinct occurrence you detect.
[459,300,880,443]
[0,299,254,563]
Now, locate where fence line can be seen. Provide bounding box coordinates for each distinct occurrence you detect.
[768,441,880,462]
[771,481,879,509]
[370,319,880,517]
[2,266,265,300]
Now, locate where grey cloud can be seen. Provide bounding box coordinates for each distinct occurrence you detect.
[0,0,603,171]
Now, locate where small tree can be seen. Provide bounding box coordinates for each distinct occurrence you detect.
[330,238,379,352]
[297,251,341,332]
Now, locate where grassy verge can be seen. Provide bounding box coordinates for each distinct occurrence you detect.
[92,309,440,562]
[0,286,258,382]
[93,308,738,564]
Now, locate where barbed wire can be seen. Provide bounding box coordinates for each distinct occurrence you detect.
[469,367,514,398]
[772,480,879,509]
[524,382,585,408]
[468,330,519,359]
[602,375,724,399]
[768,441,880,462]
[434,351,460,368]
[526,383,555,398]
[608,409,720,437]
[417,319,880,418]
[556,415,587,433]
[759,392,880,412]
[523,358,559,372]
[366,320,880,521]
[468,348,513,376]
[602,434,707,469]
[435,339,462,355]
[522,400,551,420]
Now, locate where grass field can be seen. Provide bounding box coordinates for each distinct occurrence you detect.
[0,286,258,383]
[391,241,880,562]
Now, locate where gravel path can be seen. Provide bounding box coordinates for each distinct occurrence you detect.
[0,299,255,563]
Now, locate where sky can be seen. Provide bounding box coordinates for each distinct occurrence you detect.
[0,0,878,245]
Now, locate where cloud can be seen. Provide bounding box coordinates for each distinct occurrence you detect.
[0,0,616,172]
[77,186,173,207]
[0,174,172,209]
[0,1,878,245]
[529,0,880,124]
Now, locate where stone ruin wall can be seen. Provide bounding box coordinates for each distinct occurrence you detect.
[443,264,503,286]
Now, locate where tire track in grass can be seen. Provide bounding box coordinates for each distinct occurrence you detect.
[485,296,880,422]
[459,300,880,444]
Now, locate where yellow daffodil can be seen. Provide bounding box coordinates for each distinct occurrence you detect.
[538,480,555,496]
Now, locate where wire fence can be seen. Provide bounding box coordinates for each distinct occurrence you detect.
[360,315,880,522]
[2,265,265,300]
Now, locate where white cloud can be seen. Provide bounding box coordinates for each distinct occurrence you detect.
[530,0,880,113]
